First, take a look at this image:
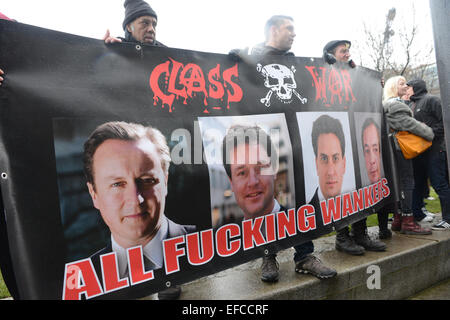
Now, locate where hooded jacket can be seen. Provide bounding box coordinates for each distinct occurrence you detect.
[408,79,445,151]
[383,97,434,142]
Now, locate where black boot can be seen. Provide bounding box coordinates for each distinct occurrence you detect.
[377,210,392,239]
[335,226,365,255]
[352,219,387,252]
[261,254,279,282]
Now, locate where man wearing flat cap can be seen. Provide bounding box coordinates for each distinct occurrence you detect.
[322,40,356,68]
[321,40,387,255]
[104,0,165,46]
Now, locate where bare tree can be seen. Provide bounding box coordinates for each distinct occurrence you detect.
[356,5,435,84]
[387,8,434,77]
[361,8,396,73]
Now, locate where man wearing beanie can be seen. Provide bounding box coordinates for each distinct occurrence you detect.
[104,1,180,301]
[104,0,165,47]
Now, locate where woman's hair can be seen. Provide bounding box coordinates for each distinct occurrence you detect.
[383,75,406,102]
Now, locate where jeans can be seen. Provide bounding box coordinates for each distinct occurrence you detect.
[412,147,450,223]
[394,148,415,214]
[293,240,314,262]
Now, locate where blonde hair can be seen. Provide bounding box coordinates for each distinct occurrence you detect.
[383,76,406,102]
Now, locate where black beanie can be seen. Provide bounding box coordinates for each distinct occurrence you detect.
[122,0,157,30]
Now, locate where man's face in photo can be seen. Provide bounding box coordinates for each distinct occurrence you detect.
[316,133,346,200]
[87,138,168,247]
[229,142,276,220]
[363,123,381,184]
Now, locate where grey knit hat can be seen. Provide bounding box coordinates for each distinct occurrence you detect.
[122,0,157,30]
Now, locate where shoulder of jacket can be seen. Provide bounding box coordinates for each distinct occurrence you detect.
[167,218,196,236]
[383,98,403,109]
[90,244,112,261]
[424,94,441,104]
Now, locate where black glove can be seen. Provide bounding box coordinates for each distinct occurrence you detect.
[228,47,248,62]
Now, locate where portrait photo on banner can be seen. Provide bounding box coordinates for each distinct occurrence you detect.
[354,112,385,188]
[198,113,295,229]
[296,112,356,205]
[52,118,198,268]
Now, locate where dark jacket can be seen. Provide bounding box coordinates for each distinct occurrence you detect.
[383,97,434,141]
[90,218,196,281]
[408,79,445,151]
[250,42,295,56]
[120,30,166,47]
[308,188,333,234]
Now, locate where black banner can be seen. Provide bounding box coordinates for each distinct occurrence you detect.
[0,20,395,299]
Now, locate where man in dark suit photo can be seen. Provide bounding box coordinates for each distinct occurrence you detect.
[361,117,382,185]
[222,124,336,283]
[360,117,392,241]
[222,124,279,222]
[84,121,195,299]
[310,115,348,208]
[310,115,385,256]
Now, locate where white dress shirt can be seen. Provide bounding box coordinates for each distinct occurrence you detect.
[111,216,169,279]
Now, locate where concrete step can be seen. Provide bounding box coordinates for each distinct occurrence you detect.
[142,216,450,300]
[3,218,449,300]
[408,277,450,300]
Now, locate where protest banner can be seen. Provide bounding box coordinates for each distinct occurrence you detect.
[0,20,395,299]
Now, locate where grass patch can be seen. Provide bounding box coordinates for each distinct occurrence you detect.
[0,270,11,299]
[423,188,442,214]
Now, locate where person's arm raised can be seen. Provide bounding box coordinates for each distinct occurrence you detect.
[103,29,122,44]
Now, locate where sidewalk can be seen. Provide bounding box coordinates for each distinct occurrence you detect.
[142,215,450,300]
[409,278,450,300]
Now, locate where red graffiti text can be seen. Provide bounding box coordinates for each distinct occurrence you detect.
[149,58,243,113]
[305,66,356,107]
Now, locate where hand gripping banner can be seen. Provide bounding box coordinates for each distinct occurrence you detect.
[0,20,396,299]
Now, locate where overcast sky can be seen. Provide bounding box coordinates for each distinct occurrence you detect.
[1,0,436,62]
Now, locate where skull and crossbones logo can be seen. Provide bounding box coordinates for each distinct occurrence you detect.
[256,63,307,107]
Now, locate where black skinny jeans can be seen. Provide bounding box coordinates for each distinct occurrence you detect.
[394,148,415,214]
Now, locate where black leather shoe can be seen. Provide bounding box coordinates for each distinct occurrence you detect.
[351,219,386,252]
[261,254,279,282]
[378,228,392,239]
[335,227,365,255]
[353,233,387,251]
[157,285,182,300]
